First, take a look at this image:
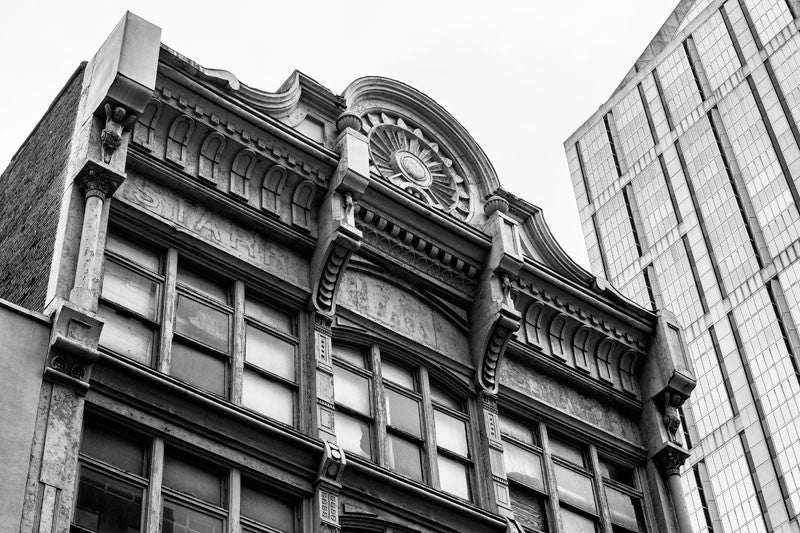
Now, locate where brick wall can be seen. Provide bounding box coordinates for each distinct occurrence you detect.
[0,64,85,312]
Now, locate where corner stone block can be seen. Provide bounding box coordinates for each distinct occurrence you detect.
[83,11,161,121]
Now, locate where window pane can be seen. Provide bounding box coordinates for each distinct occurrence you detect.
[381,360,415,390]
[171,342,227,397]
[549,436,585,467]
[605,486,646,531]
[438,455,470,500]
[106,233,160,272]
[509,484,549,533]
[499,416,536,446]
[332,365,371,415]
[175,295,230,352]
[162,499,224,533]
[245,326,294,381]
[245,298,292,335]
[334,411,372,459]
[387,434,423,481]
[554,463,596,512]
[503,441,545,492]
[385,388,421,437]
[98,305,154,365]
[177,266,228,302]
[242,370,293,425]
[241,483,295,532]
[430,383,461,411]
[102,261,159,319]
[599,459,636,487]
[333,345,366,368]
[74,468,143,533]
[434,409,468,457]
[163,455,223,506]
[80,422,145,475]
[560,507,597,533]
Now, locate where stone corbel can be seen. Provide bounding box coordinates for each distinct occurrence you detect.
[470,196,524,394]
[314,440,347,533]
[44,303,103,394]
[309,112,369,316]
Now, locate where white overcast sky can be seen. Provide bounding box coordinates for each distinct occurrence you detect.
[0,1,679,268]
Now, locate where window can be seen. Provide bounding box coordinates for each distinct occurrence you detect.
[332,343,473,500]
[98,233,163,365]
[73,419,150,533]
[172,265,232,397]
[162,451,227,533]
[72,418,298,533]
[500,415,648,533]
[100,230,299,427]
[242,297,298,425]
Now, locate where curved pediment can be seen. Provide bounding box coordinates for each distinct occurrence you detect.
[343,77,500,225]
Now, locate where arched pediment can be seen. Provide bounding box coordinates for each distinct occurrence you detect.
[343,77,500,225]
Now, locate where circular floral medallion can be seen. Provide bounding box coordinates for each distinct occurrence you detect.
[367,120,471,220]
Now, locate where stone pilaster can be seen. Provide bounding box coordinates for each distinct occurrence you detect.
[475,391,514,517]
[313,313,337,443]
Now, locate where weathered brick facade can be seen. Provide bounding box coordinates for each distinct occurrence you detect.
[0,64,84,311]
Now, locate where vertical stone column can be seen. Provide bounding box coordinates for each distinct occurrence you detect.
[654,449,692,533]
[313,313,337,443]
[476,391,515,519]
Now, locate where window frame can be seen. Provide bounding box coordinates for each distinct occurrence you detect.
[331,341,475,501]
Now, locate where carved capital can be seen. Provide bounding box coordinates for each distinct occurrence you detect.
[336,111,362,133]
[74,159,126,201]
[653,446,690,477]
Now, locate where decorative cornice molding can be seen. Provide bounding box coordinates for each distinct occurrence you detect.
[355,206,479,295]
[478,312,520,393]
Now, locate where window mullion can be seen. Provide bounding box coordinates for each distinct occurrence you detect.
[372,344,388,468]
[539,424,563,533]
[229,468,241,533]
[158,247,179,374]
[588,445,612,533]
[231,281,245,405]
[418,366,439,489]
[145,437,165,533]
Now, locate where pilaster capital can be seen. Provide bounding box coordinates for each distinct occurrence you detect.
[653,445,690,477]
[74,159,126,201]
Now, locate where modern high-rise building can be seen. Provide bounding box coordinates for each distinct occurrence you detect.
[0,11,701,533]
[565,1,800,532]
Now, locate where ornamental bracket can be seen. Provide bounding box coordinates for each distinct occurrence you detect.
[470,197,523,394]
[309,113,369,317]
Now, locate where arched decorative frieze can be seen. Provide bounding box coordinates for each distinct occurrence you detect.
[230,148,257,201]
[524,303,544,346]
[596,339,616,385]
[572,326,593,373]
[197,131,226,185]
[261,164,288,215]
[165,114,195,167]
[133,99,162,151]
[548,314,569,362]
[291,181,316,231]
[619,349,638,395]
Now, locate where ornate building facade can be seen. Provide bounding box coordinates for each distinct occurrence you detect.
[565,1,800,532]
[2,13,695,533]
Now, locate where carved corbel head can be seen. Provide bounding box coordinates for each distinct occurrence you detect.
[318,440,347,484]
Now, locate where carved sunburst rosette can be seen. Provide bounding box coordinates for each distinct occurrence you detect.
[365,114,472,220]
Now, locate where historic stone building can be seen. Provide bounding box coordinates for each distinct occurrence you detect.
[2,13,695,533]
[565,1,800,532]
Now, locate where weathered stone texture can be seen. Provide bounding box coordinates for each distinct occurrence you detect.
[0,65,85,311]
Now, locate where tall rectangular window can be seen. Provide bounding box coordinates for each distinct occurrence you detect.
[99,232,163,365]
[162,452,227,533]
[242,297,298,425]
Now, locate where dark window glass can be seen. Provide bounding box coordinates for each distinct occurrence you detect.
[171,342,227,397]
[554,464,596,513]
[74,468,143,533]
[599,459,636,487]
[177,267,228,302]
[549,436,585,467]
[80,423,146,476]
[106,233,160,272]
[162,499,224,533]
[240,482,295,532]
[606,486,647,532]
[163,454,224,506]
[430,383,462,411]
[385,388,421,437]
[509,484,549,533]
[387,434,423,481]
[244,299,292,335]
